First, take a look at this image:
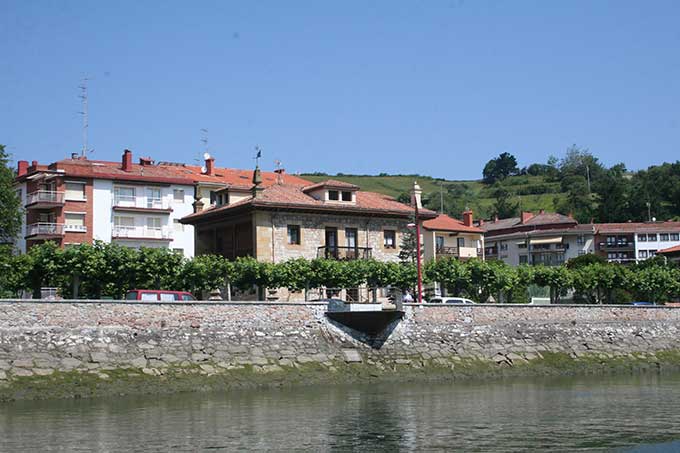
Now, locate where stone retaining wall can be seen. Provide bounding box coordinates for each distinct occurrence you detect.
[1,301,680,399]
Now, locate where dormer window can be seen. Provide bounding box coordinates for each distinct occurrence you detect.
[328,190,339,201]
[302,180,359,204]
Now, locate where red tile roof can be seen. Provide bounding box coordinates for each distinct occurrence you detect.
[302,179,360,192]
[482,212,576,232]
[182,183,437,222]
[17,156,311,187]
[423,214,483,233]
[595,222,680,234]
[658,245,680,255]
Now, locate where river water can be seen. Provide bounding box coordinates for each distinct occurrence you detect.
[2,372,680,452]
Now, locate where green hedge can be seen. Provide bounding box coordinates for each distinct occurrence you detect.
[0,242,679,303]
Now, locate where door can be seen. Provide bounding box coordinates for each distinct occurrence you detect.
[325,227,338,258]
[457,237,465,250]
[436,236,444,253]
[345,228,358,259]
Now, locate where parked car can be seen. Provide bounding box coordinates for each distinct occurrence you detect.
[631,301,656,306]
[125,290,196,302]
[428,297,477,305]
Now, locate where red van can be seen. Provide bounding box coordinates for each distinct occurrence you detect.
[125,290,196,302]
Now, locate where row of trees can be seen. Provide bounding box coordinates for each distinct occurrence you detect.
[1,241,678,303]
[482,146,680,223]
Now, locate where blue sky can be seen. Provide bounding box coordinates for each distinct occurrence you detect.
[1,1,679,179]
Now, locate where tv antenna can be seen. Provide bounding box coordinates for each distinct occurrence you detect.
[274,159,283,184]
[78,77,93,157]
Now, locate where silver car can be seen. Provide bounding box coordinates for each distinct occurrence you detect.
[428,297,477,305]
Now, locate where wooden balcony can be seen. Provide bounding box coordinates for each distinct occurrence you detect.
[317,246,372,260]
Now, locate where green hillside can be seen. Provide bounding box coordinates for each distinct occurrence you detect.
[301,173,566,219]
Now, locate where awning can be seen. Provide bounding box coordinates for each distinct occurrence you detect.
[530,237,562,245]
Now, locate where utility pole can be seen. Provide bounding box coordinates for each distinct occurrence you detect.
[439,181,444,213]
[646,201,652,222]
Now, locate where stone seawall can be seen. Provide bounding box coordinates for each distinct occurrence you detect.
[2,301,680,400]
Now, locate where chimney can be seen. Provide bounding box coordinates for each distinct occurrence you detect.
[538,209,545,215]
[17,160,28,177]
[31,160,38,167]
[494,215,499,223]
[463,210,474,227]
[274,168,285,184]
[251,165,264,199]
[478,219,485,226]
[521,211,534,224]
[71,152,79,160]
[122,149,133,171]
[192,197,205,213]
[205,156,215,176]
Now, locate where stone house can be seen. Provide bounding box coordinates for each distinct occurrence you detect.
[181,170,437,300]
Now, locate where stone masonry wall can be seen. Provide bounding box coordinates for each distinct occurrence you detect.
[2,301,680,388]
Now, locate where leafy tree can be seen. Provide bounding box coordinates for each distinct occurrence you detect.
[181,254,232,298]
[134,247,185,290]
[467,259,517,303]
[532,266,572,304]
[0,144,22,244]
[483,152,519,184]
[594,164,630,222]
[630,266,680,303]
[491,183,519,218]
[572,263,629,304]
[555,175,597,223]
[424,258,472,297]
[566,253,607,269]
[0,251,31,297]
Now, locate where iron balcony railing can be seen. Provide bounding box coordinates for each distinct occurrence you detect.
[317,246,372,260]
[26,191,65,206]
[64,224,87,233]
[26,223,64,237]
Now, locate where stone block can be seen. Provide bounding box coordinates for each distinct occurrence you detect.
[342,349,362,363]
[90,352,108,363]
[129,357,148,368]
[12,358,34,368]
[61,358,82,369]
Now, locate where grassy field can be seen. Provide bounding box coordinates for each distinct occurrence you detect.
[301,173,566,218]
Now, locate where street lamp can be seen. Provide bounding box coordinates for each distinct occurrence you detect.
[411,181,423,304]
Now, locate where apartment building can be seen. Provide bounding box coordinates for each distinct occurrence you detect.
[594,222,680,263]
[422,211,485,262]
[481,210,595,266]
[13,150,308,258]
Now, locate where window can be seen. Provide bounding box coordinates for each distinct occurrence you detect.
[384,230,396,249]
[672,233,680,241]
[519,255,528,264]
[647,234,657,241]
[140,292,158,301]
[639,250,648,259]
[173,219,184,232]
[147,188,162,208]
[147,217,161,230]
[577,235,585,245]
[518,241,527,249]
[114,186,135,205]
[660,233,669,241]
[287,225,300,245]
[649,250,657,257]
[346,228,357,248]
[173,189,185,203]
[606,236,616,245]
[341,191,352,201]
[500,242,508,251]
[638,234,647,242]
[159,293,175,302]
[436,236,444,252]
[64,213,86,232]
[328,190,339,201]
[181,294,195,301]
[114,216,134,228]
[126,291,138,300]
[210,191,217,205]
[65,182,86,201]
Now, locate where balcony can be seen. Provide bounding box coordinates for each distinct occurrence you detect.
[436,246,481,259]
[64,224,87,233]
[25,191,65,209]
[112,226,172,241]
[26,223,64,239]
[598,241,634,250]
[317,246,372,260]
[112,196,172,213]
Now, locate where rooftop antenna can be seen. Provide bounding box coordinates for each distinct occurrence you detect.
[254,145,262,167]
[196,128,209,165]
[78,77,92,158]
[274,159,283,184]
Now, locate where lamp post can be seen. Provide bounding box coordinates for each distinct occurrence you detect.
[411,181,423,304]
